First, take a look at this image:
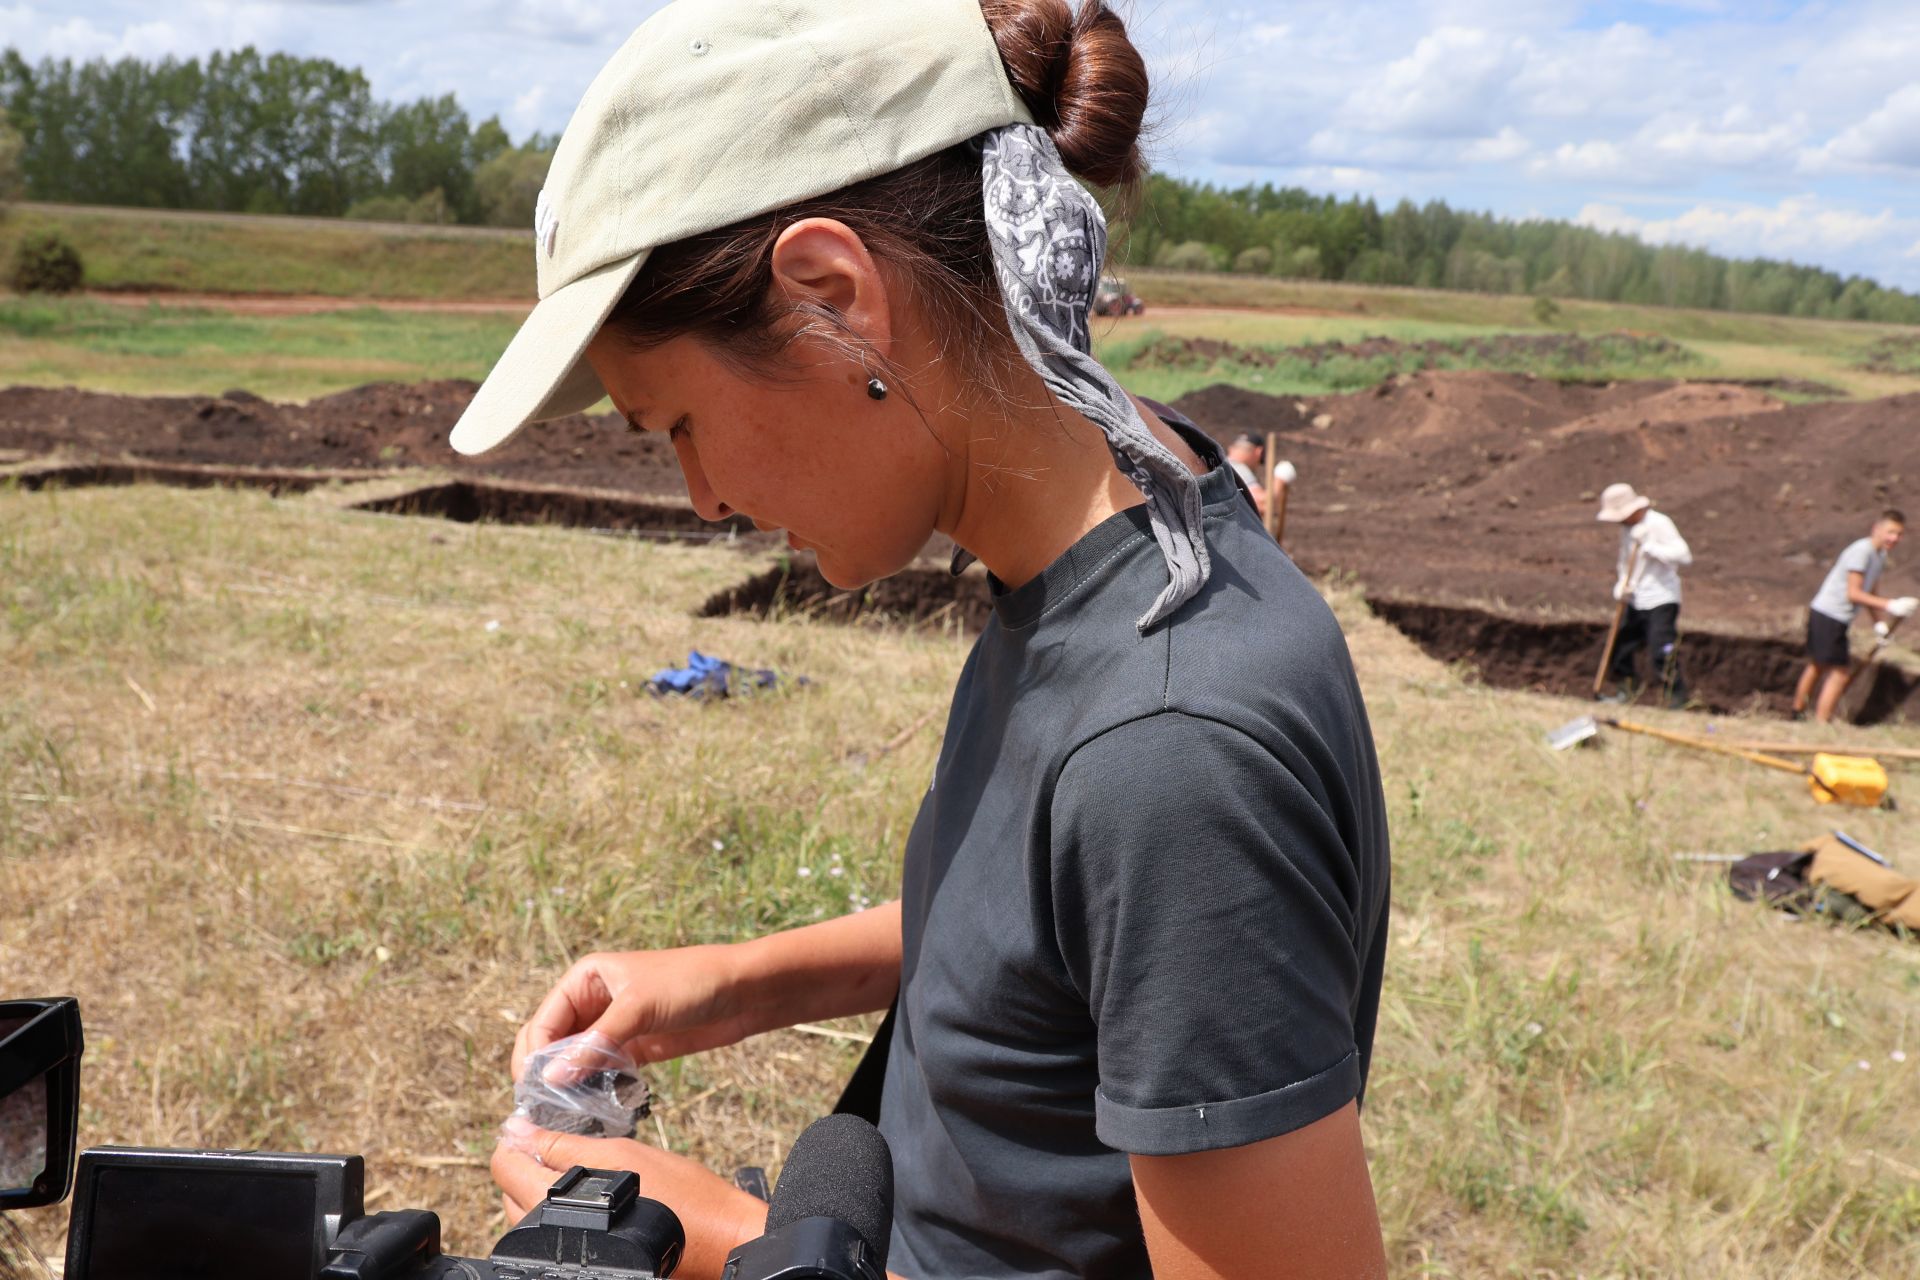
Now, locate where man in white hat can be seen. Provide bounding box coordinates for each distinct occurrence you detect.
[1596,482,1692,706]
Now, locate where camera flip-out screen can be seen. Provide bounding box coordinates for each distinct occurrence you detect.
[64,1147,364,1279]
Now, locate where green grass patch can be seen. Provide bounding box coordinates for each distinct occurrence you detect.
[1860,335,1920,376]
[0,204,531,300]
[1110,329,1700,400]
[0,295,520,399]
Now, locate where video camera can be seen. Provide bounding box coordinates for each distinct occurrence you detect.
[1,997,892,1280]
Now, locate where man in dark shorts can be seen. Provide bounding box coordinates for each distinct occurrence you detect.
[1793,510,1917,722]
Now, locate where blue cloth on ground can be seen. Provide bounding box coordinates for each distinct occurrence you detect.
[647,650,785,699]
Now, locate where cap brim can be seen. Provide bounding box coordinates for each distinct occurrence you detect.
[450,251,649,456]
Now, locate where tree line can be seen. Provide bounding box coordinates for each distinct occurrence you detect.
[0,47,551,228]
[1113,174,1920,324]
[4,46,1917,324]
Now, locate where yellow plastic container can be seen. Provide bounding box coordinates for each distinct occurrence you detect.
[1808,753,1889,807]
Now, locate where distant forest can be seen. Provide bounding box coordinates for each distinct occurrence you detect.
[5,46,1918,324]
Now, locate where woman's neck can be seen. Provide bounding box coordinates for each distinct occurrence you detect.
[932,374,1206,591]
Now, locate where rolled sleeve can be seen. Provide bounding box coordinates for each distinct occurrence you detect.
[1050,712,1366,1157]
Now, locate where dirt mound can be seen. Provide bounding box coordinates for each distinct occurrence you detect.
[1167,373,1920,637]
[0,382,685,497]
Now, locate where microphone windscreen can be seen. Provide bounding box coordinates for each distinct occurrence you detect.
[765,1114,894,1270]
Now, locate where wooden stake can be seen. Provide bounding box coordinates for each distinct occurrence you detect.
[1263,431,1288,545]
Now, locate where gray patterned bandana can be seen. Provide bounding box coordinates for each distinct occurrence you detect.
[977,123,1210,631]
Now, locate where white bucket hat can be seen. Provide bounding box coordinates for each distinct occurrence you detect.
[448,0,1032,456]
[1596,482,1652,523]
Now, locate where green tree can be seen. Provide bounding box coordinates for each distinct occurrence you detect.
[0,107,21,205]
[1231,245,1272,275]
[474,145,551,228]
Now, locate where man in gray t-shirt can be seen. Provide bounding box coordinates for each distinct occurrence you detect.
[1793,510,1918,722]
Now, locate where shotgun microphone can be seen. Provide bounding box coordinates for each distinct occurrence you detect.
[721,1114,893,1280]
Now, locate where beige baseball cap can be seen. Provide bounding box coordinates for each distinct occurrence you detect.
[449,0,1033,456]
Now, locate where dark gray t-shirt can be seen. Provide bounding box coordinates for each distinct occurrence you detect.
[880,423,1391,1278]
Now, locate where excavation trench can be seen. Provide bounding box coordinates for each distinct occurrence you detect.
[700,559,996,632]
[1371,598,1919,725]
[14,459,1910,725]
[4,460,349,495]
[348,481,764,542]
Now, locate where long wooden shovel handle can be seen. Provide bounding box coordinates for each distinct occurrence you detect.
[1593,545,1641,696]
[1603,717,1809,776]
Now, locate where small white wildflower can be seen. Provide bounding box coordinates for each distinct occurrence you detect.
[711,839,725,852]
[1893,1049,1908,1063]
[485,619,501,632]
[829,866,844,877]
[1523,1021,1543,1038]
[811,907,825,919]
[1857,1060,1872,1072]
[796,866,812,878]
[831,852,843,864]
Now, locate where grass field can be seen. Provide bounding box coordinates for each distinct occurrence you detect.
[1,204,529,301]
[5,481,1920,1274]
[4,203,1918,405]
[0,296,521,400]
[5,289,1919,409]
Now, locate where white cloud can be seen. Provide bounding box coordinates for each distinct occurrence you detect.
[1535,140,1630,179]
[1577,196,1911,263]
[1825,84,1920,169]
[1461,126,1529,163]
[1347,26,1527,138]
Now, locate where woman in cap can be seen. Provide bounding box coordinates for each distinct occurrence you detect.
[482,1,1391,1275]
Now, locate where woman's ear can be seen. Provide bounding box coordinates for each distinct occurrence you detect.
[768,218,894,353]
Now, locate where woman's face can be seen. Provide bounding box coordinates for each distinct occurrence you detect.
[586,329,952,590]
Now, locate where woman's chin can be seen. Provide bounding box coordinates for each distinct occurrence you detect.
[813,554,874,592]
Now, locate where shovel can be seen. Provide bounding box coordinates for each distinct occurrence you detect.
[1839,613,1905,724]
[1546,714,1890,807]
[1593,545,1641,698]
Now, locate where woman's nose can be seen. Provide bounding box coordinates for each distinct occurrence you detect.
[670,433,734,522]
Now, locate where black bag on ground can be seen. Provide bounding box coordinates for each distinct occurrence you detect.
[1728,851,1815,910]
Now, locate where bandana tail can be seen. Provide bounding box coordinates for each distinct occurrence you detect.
[980,124,1211,631]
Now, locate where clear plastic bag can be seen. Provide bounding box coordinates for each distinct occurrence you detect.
[502,1031,651,1151]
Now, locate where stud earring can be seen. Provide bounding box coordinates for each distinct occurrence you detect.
[866,377,888,401]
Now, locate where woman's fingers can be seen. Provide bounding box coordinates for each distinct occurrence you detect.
[491,1139,562,1220]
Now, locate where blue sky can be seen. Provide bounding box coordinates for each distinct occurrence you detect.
[7,0,1919,290]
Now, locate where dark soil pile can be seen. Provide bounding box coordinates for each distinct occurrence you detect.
[1171,371,1920,636]
[0,381,684,497]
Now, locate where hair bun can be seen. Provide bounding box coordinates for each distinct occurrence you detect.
[982,0,1148,192]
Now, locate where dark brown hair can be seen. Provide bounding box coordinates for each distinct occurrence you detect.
[603,0,1149,398]
[1881,508,1907,526]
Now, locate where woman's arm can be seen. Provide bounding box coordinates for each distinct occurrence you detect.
[1131,1102,1387,1279]
[514,901,903,1076]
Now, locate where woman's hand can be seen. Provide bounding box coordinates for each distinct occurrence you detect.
[512,945,755,1080]
[512,904,905,1080]
[492,1120,767,1280]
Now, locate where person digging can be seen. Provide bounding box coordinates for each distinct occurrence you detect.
[1792,509,1917,723]
[1596,482,1692,708]
[1225,432,1269,517]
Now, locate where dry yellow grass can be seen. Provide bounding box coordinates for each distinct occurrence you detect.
[4,482,1920,1275]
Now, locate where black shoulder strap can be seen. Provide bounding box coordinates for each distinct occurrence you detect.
[830,1000,897,1124]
